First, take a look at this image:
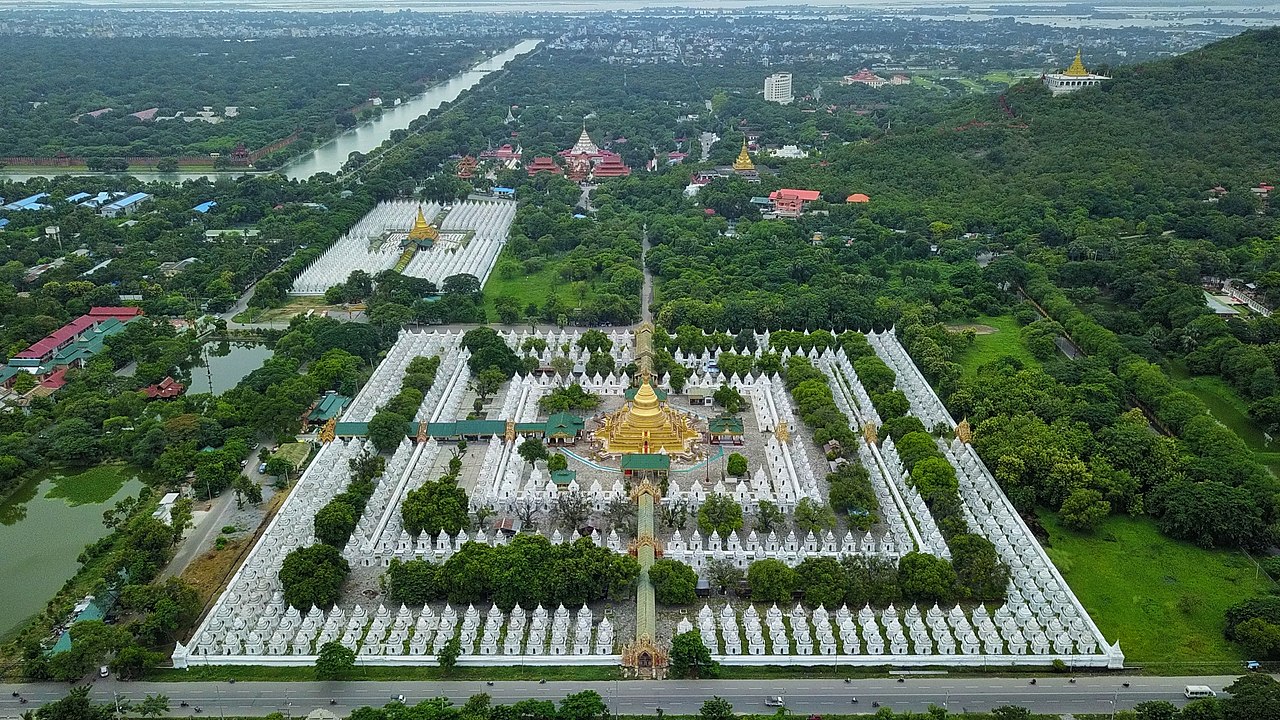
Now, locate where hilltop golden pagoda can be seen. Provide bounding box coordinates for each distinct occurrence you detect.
[1043,48,1108,96]
[408,207,439,247]
[732,139,755,172]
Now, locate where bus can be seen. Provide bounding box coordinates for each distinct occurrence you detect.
[1184,686,1216,699]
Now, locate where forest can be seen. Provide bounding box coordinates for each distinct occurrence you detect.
[0,37,505,161]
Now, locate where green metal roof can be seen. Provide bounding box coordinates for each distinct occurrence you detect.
[427,419,506,437]
[550,469,577,486]
[308,394,351,422]
[334,421,370,436]
[625,385,667,401]
[515,422,545,433]
[545,412,585,438]
[47,595,113,656]
[621,453,671,471]
[708,415,745,434]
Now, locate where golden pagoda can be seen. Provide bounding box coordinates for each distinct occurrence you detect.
[732,139,755,172]
[594,379,701,456]
[1063,48,1089,77]
[408,207,439,246]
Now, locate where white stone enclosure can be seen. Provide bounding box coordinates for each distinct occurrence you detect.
[174,329,1122,669]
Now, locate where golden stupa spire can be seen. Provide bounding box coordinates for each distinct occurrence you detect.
[733,138,755,172]
[409,206,439,243]
[1063,48,1089,77]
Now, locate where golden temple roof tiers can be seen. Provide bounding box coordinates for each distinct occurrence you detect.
[732,139,755,172]
[594,379,701,456]
[408,207,439,246]
[1064,48,1090,77]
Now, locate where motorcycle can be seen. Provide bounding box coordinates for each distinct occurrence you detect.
[872,702,880,708]
[843,679,851,685]
[1123,683,1130,688]
[896,678,905,684]
[487,682,494,687]
[1029,679,1037,685]
[850,698,858,704]
[180,702,190,708]
[330,700,337,706]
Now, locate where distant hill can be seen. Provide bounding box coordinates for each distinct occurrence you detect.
[796,28,1280,227]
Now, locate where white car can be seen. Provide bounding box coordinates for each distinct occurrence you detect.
[764,697,784,707]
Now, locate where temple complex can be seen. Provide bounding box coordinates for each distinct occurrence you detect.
[1043,49,1109,96]
[558,124,632,182]
[593,378,701,456]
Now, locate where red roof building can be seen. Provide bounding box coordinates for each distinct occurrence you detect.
[143,376,185,400]
[769,189,822,218]
[525,156,563,176]
[38,367,69,391]
[846,193,870,204]
[592,153,632,178]
[456,155,478,180]
[12,307,143,364]
[480,144,522,162]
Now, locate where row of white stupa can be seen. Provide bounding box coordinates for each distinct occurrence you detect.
[683,600,1102,658]
[182,601,615,658]
[290,199,515,294]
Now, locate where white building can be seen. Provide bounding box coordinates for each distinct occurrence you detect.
[1043,50,1109,96]
[764,72,793,105]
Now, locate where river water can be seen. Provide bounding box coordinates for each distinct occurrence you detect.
[0,39,540,184]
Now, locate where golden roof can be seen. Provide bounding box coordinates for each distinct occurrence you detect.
[409,207,439,242]
[733,139,755,172]
[1063,48,1089,77]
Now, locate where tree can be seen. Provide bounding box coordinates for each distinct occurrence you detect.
[1223,674,1280,720]
[1234,618,1280,659]
[135,695,169,719]
[1059,487,1111,531]
[315,641,356,680]
[793,498,835,535]
[558,691,607,720]
[795,556,848,609]
[231,475,262,509]
[726,453,748,477]
[747,559,797,603]
[697,493,743,538]
[706,558,745,595]
[279,544,350,610]
[577,330,613,354]
[713,386,744,413]
[670,630,717,679]
[368,410,409,453]
[584,352,615,377]
[648,559,698,605]
[169,497,194,545]
[698,696,734,720]
[1132,701,1179,720]
[990,708,1032,720]
[948,533,1010,600]
[402,481,470,537]
[898,551,958,604]
[754,500,784,534]
[438,635,462,671]
[547,453,568,472]
[471,367,507,402]
[552,491,591,535]
[519,437,548,465]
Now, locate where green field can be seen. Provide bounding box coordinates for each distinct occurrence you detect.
[1166,363,1280,475]
[1038,511,1274,667]
[482,253,590,324]
[948,315,1039,379]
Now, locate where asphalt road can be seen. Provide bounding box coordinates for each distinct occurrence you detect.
[0,675,1244,717]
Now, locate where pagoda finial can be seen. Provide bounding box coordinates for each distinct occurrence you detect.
[1064,48,1089,77]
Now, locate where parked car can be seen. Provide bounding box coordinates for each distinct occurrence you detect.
[257,462,268,474]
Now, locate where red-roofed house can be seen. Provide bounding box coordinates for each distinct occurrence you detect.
[11,307,142,366]
[129,108,159,121]
[769,189,822,218]
[39,367,69,391]
[846,193,871,204]
[143,376,185,400]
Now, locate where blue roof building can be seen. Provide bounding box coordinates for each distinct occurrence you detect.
[64,192,92,204]
[192,201,217,214]
[101,192,152,218]
[4,193,50,211]
[0,219,9,230]
[493,187,515,198]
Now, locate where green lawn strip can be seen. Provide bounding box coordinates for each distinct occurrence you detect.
[1037,511,1274,665]
[947,315,1039,379]
[42,464,139,506]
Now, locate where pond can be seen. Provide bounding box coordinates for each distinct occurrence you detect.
[0,466,144,639]
[187,341,274,396]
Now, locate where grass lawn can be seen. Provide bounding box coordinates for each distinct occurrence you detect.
[482,253,590,323]
[1038,511,1274,667]
[947,315,1039,379]
[233,296,358,324]
[272,442,311,469]
[42,464,141,506]
[1166,362,1280,475]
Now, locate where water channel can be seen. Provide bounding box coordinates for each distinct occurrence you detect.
[0,39,540,184]
[0,469,144,638]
